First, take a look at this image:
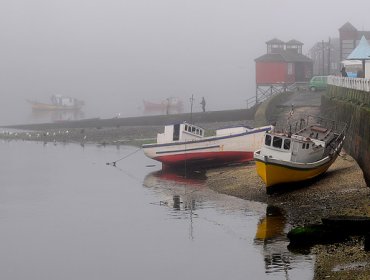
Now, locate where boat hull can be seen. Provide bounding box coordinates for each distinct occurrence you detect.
[31,102,82,111]
[157,151,254,168]
[254,155,336,187]
[143,127,270,168]
[254,135,344,188]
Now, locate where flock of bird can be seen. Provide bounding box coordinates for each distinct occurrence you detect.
[0,129,87,145]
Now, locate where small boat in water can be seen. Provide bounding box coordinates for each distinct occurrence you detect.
[143,97,183,114]
[28,95,84,111]
[142,122,273,169]
[254,115,346,190]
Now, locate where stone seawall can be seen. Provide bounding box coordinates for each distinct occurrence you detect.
[322,85,370,185]
[5,108,257,130]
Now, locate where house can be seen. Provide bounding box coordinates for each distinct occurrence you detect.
[339,22,370,61]
[308,38,340,76]
[255,38,313,86]
[308,22,370,76]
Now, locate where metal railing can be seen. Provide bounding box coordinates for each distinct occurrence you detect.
[328,76,370,92]
[247,82,308,109]
[273,114,347,137]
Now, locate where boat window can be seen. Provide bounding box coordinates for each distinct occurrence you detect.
[192,127,196,133]
[265,134,272,146]
[272,136,282,149]
[302,143,306,149]
[196,129,199,135]
[306,143,310,149]
[283,139,291,150]
[185,125,188,131]
[173,124,180,141]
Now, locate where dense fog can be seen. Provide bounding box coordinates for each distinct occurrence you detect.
[1,0,370,125]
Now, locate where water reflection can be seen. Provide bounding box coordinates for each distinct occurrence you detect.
[255,206,286,241]
[146,169,207,186]
[254,206,314,277]
[29,109,84,123]
[142,169,208,213]
[0,142,315,280]
[143,169,208,239]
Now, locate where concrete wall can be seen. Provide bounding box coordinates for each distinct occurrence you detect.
[322,85,370,185]
[254,92,293,126]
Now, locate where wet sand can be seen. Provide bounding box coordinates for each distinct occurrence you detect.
[206,152,370,279]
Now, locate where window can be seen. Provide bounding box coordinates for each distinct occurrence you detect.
[185,125,188,131]
[272,136,282,148]
[287,63,293,75]
[302,143,310,149]
[283,139,291,150]
[265,134,272,146]
[173,124,180,141]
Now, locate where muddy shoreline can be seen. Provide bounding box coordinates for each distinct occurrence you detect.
[206,153,370,279]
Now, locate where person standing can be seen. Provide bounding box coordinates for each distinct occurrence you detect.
[341,66,347,77]
[200,97,206,112]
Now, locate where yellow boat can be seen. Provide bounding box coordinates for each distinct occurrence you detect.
[254,116,346,191]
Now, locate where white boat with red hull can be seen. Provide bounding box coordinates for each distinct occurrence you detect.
[142,122,273,169]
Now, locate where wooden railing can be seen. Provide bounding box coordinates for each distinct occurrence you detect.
[327,76,370,92]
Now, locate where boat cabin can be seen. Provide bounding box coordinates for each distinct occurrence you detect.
[51,95,80,107]
[261,128,327,163]
[215,126,253,136]
[157,123,205,144]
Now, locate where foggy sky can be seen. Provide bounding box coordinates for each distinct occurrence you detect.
[1,0,370,124]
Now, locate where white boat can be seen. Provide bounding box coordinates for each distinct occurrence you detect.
[142,122,273,169]
[254,115,346,190]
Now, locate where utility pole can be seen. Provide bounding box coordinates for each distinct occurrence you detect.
[327,37,331,75]
[189,94,194,124]
[322,40,325,75]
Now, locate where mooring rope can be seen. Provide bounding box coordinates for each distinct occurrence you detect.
[106,147,142,166]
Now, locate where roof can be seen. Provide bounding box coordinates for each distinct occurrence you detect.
[339,22,357,31]
[255,49,312,63]
[347,36,370,60]
[266,38,285,45]
[358,31,370,40]
[286,39,303,45]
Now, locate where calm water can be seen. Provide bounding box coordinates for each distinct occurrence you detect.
[0,141,314,280]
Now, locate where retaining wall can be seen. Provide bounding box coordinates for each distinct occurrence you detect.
[322,85,370,185]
